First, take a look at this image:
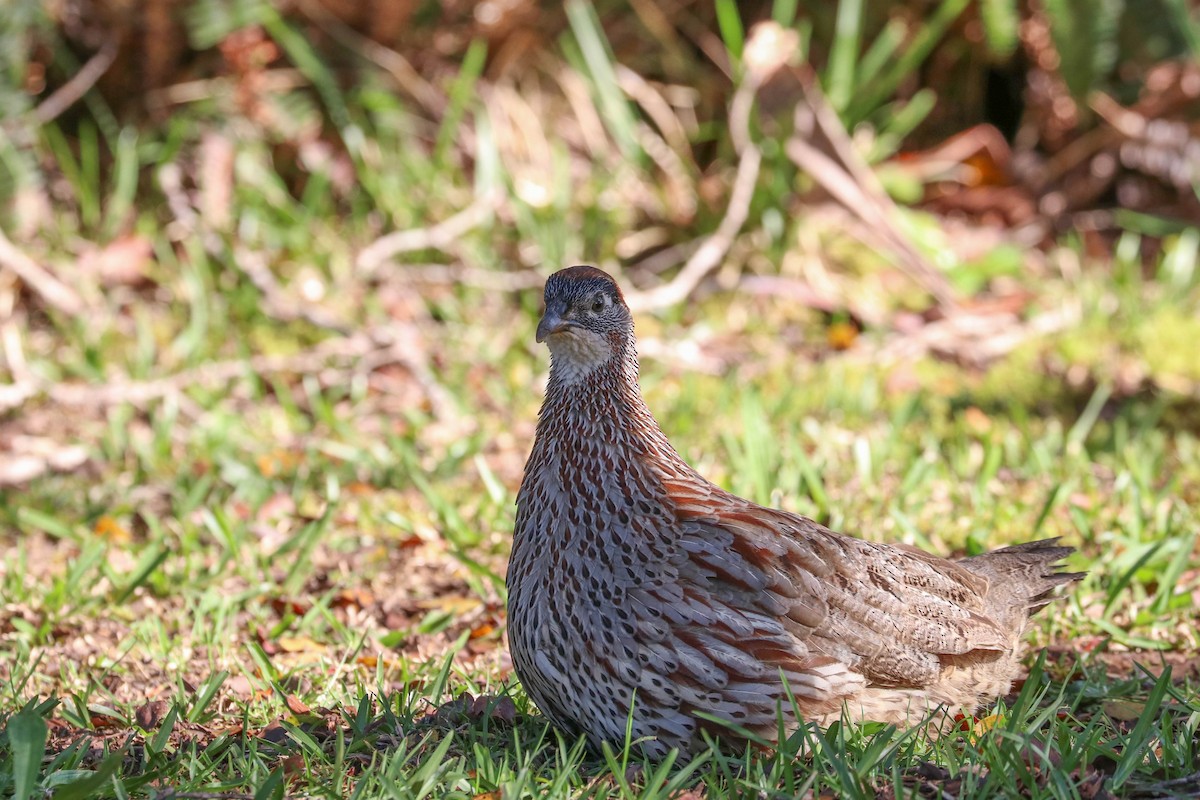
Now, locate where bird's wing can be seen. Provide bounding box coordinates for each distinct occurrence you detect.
[662,475,1012,690]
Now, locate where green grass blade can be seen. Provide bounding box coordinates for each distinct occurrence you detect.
[435,39,487,168]
[50,751,123,800]
[846,0,970,124]
[565,0,640,159]
[714,0,745,65]
[826,0,864,112]
[103,127,139,237]
[771,0,799,25]
[980,0,1020,58]
[112,543,169,604]
[1149,531,1197,616]
[260,5,351,132]
[1067,383,1112,451]
[6,704,48,800]
[252,768,285,800]
[1111,668,1173,789]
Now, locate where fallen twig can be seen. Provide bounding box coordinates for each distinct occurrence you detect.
[0,227,85,314]
[0,436,90,487]
[869,300,1082,368]
[399,264,546,291]
[0,325,455,422]
[233,247,353,334]
[624,70,761,314]
[33,34,120,125]
[356,194,499,275]
[623,145,760,313]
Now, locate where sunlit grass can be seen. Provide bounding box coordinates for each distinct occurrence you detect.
[3,3,1200,797]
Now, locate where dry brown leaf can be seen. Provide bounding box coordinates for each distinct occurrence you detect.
[1102,699,1146,722]
[428,692,518,727]
[257,450,302,478]
[280,753,307,781]
[964,406,992,434]
[258,720,289,743]
[332,587,375,610]
[227,675,255,698]
[78,234,154,287]
[416,596,481,615]
[276,635,323,653]
[257,493,297,523]
[135,699,169,729]
[285,694,311,715]
[93,515,132,543]
[469,622,496,640]
[826,320,858,350]
[268,597,311,617]
[89,712,121,729]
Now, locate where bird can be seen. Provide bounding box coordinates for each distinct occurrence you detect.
[507,265,1083,759]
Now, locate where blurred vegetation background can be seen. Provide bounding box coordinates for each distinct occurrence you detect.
[1,1,1199,797]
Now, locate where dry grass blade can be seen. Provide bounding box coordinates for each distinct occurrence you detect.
[787,118,955,309]
[785,83,957,309]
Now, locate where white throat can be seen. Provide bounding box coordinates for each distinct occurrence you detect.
[547,330,613,385]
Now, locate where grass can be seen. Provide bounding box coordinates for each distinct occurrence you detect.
[3,3,1200,798]
[2,251,1198,796]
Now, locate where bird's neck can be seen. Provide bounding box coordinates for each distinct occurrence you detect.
[536,340,682,468]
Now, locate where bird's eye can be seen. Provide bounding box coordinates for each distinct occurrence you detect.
[591,297,606,313]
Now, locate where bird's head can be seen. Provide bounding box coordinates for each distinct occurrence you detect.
[536,266,633,383]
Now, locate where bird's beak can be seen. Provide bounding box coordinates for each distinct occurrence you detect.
[536,303,571,343]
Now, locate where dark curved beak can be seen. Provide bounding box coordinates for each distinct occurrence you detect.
[536,301,571,343]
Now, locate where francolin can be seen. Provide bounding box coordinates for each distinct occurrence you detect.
[508,265,1082,759]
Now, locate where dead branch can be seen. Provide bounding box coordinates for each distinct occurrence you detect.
[784,74,957,309]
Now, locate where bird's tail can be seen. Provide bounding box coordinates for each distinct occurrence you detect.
[958,538,1085,621]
